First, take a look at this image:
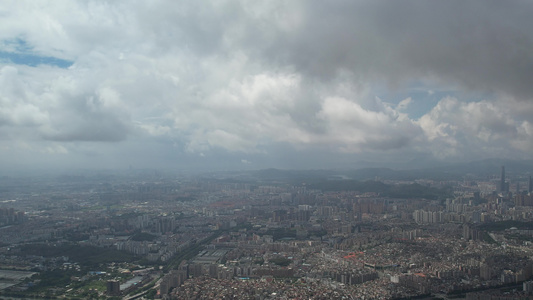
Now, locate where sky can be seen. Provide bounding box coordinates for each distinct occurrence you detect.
[1,1,533,173]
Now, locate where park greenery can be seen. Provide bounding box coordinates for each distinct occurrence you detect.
[16,243,136,267]
[309,180,452,200]
[130,231,157,242]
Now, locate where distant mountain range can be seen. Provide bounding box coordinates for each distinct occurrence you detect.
[251,158,533,182]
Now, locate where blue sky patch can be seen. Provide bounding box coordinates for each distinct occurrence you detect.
[0,38,73,68]
[0,51,73,68]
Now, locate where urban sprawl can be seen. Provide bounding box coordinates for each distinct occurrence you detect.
[1,166,533,299]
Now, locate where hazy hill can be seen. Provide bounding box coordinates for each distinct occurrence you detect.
[252,159,533,182]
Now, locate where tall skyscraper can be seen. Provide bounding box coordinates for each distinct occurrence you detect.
[106,280,120,296]
[500,166,506,192]
[529,175,532,193]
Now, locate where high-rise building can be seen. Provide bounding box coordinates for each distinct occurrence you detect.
[529,176,532,194]
[106,280,120,296]
[500,166,506,192]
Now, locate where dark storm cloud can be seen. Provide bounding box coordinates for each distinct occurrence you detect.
[239,1,533,100]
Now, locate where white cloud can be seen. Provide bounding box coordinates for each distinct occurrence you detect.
[315,96,420,152]
[396,97,412,111]
[42,145,68,154]
[417,97,533,160]
[1,1,533,170]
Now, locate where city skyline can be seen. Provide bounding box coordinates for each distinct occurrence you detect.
[1,160,533,298]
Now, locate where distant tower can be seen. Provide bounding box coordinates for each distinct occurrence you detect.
[500,166,506,192]
[529,176,532,193]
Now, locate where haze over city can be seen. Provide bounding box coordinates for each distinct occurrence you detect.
[5,2,533,299]
[1,1,533,173]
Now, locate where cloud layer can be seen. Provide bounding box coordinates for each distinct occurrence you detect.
[1,0,533,171]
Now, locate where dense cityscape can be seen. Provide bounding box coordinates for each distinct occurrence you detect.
[0,162,533,299]
[3,0,533,299]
